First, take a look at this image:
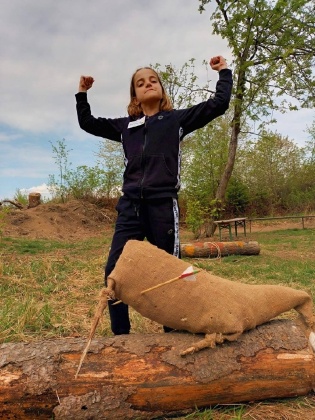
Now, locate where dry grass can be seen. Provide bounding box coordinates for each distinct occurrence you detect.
[176,397,315,419]
[0,237,163,342]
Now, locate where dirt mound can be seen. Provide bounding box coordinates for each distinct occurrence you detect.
[1,200,116,240]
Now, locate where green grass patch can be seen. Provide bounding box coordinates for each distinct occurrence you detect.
[0,236,72,254]
[0,235,109,255]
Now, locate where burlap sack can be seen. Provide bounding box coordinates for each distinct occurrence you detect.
[108,240,314,340]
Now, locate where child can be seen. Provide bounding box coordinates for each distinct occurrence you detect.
[76,56,233,335]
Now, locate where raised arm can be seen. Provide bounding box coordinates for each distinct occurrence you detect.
[75,77,124,141]
[175,56,233,136]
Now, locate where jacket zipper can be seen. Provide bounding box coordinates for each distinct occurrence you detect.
[140,117,148,198]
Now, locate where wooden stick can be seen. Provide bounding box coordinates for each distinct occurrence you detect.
[75,288,109,378]
[141,270,200,295]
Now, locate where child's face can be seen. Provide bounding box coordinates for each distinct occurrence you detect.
[133,68,163,106]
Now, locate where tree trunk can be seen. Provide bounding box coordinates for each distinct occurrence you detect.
[211,67,246,238]
[0,319,314,420]
[181,241,260,258]
[28,192,41,208]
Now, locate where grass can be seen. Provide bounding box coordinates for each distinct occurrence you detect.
[1,226,315,418]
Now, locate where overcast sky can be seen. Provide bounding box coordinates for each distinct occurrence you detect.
[1,0,314,200]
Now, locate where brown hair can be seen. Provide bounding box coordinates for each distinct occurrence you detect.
[127,67,173,117]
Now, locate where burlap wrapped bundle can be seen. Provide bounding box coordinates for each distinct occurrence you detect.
[108,240,314,352]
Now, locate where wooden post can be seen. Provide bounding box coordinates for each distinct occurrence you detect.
[28,192,41,208]
[0,319,314,419]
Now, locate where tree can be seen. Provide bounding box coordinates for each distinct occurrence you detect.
[153,59,212,109]
[198,0,315,205]
[294,117,315,210]
[48,138,72,202]
[181,113,232,236]
[304,118,315,163]
[96,139,124,199]
[234,131,304,214]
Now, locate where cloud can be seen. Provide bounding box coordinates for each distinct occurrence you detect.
[1,0,227,133]
[20,183,52,199]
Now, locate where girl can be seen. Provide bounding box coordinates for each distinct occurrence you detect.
[76,56,233,335]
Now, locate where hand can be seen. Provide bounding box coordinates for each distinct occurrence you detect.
[209,56,227,71]
[78,76,95,92]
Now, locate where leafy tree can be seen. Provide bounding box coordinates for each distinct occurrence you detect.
[48,138,122,202]
[153,59,212,108]
[63,165,114,200]
[234,130,304,214]
[48,138,72,202]
[304,117,315,163]
[198,0,315,205]
[225,178,250,215]
[96,139,124,199]
[293,117,315,210]
[181,113,231,236]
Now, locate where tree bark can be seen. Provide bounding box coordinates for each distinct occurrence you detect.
[0,319,314,420]
[181,241,260,258]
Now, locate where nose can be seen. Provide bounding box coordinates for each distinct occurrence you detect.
[145,79,152,87]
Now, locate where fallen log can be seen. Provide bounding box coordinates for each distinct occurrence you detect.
[0,199,24,209]
[0,319,314,419]
[181,240,260,258]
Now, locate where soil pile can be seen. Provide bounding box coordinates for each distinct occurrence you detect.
[1,200,116,240]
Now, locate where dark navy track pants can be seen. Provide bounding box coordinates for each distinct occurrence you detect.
[104,195,180,335]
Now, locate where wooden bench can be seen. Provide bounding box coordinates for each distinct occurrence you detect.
[213,217,247,241]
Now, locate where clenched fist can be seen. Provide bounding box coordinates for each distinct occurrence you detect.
[78,76,95,92]
[209,56,227,71]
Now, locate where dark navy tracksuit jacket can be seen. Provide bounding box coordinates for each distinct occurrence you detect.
[76,68,233,334]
